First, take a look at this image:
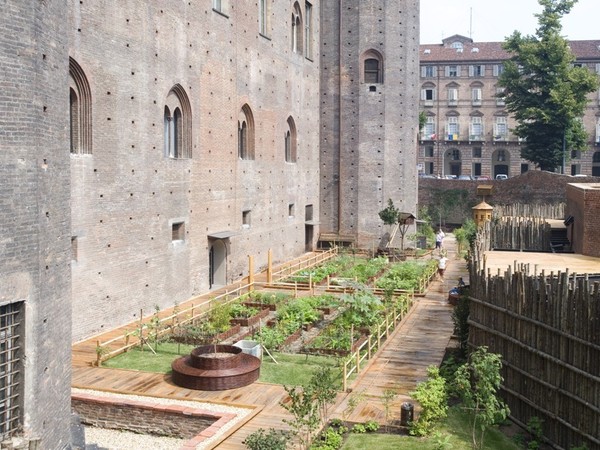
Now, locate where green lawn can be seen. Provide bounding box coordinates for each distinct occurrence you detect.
[103,343,344,387]
[341,407,520,450]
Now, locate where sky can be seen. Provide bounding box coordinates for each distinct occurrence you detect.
[420,0,599,44]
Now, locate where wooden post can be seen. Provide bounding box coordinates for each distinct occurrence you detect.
[139,309,144,350]
[343,363,347,392]
[368,335,372,359]
[248,255,254,290]
[267,249,273,283]
[356,348,360,373]
[96,340,101,366]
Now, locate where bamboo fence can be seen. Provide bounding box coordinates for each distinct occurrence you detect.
[493,203,566,220]
[469,229,600,450]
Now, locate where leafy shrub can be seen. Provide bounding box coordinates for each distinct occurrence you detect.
[243,428,291,450]
[311,427,343,450]
[364,420,379,432]
[230,303,260,319]
[351,424,366,433]
[410,366,448,436]
[375,260,437,292]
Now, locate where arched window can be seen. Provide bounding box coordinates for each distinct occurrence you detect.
[285,116,297,163]
[238,104,255,160]
[259,0,270,35]
[292,3,303,54]
[69,58,92,154]
[362,50,384,84]
[164,85,192,159]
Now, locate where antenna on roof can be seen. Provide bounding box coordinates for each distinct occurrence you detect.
[469,7,473,40]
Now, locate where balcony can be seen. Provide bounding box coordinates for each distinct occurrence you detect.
[445,133,460,141]
[469,134,484,142]
[493,134,509,142]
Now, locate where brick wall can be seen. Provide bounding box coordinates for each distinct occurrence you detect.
[0,1,72,447]
[72,397,218,440]
[68,1,321,340]
[419,171,600,225]
[319,0,420,247]
[566,183,600,257]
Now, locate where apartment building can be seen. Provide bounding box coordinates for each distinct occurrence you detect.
[419,35,600,178]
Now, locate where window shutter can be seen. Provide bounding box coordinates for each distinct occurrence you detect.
[493,65,498,76]
[445,66,450,77]
[469,65,474,77]
[421,89,426,100]
[596,63,600,74]
[421,66,426,77]
[433,66,437,77]
[480,65,485,76]
[456,66,461,77]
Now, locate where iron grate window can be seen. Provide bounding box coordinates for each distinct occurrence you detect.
[1,302,23,440]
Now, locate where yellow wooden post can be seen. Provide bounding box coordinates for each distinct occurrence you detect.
[267,249,273,283]
[96,340,101,366]
[377,323,381,348]
[343,363,347,392]
[248,255,254,290]
[356,348,360,373]
[368,335,372,359]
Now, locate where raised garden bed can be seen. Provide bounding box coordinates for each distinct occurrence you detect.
[230,308,270,327]
[171,324,241,346]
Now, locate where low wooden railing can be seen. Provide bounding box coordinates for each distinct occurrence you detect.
[342,295,414,391]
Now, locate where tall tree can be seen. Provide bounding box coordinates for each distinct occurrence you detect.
[499,0,599,171]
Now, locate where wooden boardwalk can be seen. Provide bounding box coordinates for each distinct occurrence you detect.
[71,238,465,448]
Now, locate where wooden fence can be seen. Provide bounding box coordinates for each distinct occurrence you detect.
[469,232,600,450]
[493,203,565,220]
[490,216,552,251]
[342,296,414,391]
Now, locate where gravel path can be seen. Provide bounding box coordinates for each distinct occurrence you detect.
[74,388,253,450]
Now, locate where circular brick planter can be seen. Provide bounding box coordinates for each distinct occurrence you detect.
[171,345,261,391]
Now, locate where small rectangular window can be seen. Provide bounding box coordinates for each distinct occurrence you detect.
[288,203,295,218]
[305,204,313,221]
[172,222,185,241]
[425,146,434,157]
[421,66,436,78]
[473,163,482,177]
[473,147,482,158]
[446,65,459,77]
[242,210,251,228]
[426,162,434,175]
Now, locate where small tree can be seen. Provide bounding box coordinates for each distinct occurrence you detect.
[379,198,400,226]
[410,366,449,436]
[381,388,398,432]
[281,368,338,449]
[499,0,599,171]
[379,199,400,247]
[454,347,510,449]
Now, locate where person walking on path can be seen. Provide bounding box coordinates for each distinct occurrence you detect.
[438,253,449,281]
[435,229,445,253]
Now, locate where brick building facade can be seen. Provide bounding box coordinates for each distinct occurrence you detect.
[0,1,73,447]
[1,1,419,445]
[418,35,600,179]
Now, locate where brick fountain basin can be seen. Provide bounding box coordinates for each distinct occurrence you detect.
[171,344,261,391]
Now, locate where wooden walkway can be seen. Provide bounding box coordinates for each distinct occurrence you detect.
[71,238,466,448]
